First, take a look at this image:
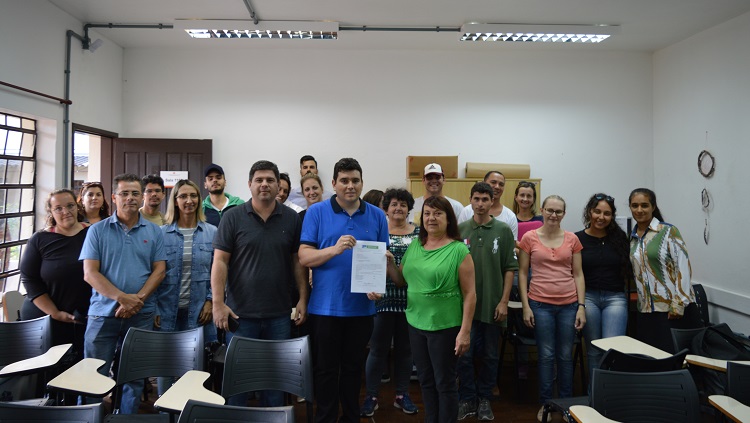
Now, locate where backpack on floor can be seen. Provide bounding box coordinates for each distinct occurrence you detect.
[690,323,750,396]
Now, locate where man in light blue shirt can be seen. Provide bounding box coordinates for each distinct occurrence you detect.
[80,173,166,413]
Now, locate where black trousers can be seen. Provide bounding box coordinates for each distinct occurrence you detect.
[309,314,374,423]
[409,324,460,423]
[635,302,702,353]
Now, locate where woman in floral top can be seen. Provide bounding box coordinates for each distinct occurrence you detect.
[629,188,701,352]
[361,188,420,417]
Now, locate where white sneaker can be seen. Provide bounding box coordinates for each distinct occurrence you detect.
[537,406,552,423]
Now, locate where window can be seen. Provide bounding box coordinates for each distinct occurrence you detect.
[0,112,36,293]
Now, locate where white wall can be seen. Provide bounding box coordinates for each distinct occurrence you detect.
[122,47,653,230]
[654,11,750,330]
[3,0,746,330]
[0,0,122,227]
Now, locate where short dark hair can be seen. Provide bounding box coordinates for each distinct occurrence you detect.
[300,155,317,166]
[113,173,142,193]
[418,196,461,246]
[382,188,415,212]
[470,182,494,200]
[141,174,165,191]
[278,172,291,187]
[333,158,362,181]
[249,160,280,181]
[483,170,504,181]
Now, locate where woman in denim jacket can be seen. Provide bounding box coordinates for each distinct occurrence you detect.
[155,179,218,393]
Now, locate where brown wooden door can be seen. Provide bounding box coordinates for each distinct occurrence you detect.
[112,138,212,212]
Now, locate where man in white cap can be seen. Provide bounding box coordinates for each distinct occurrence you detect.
[408,163,464,225]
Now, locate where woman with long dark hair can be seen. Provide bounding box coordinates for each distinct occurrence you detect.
[629,188,700,352]
[77,181,110,224]
[576,193,632,380]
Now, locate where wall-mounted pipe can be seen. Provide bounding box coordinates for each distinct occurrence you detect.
[63,29,86,187]
[62,23,173,187]
[340,26,460,32]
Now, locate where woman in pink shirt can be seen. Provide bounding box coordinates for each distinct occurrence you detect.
[518,195,586,423]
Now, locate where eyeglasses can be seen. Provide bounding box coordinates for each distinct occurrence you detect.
[176,193,200,200]
[52,203,78,214]
[144,188,164,194]
[543,208,565,216]
[595,194,615,202]
[115,191,142,198]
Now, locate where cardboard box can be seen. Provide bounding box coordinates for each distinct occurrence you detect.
[406,156,459,179]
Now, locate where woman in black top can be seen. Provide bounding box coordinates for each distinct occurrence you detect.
[575,193,632,380]
[20,189,90,360]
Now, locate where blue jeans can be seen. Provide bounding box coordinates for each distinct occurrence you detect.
[226,315,291,407]
[83,312,154,413]
[582,289,627,381]
[530,299,578,403]
[365,312,412,397]
[457,320,502,402]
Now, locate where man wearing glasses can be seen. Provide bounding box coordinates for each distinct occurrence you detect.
[79,173,166,413]
[139,174,166,225]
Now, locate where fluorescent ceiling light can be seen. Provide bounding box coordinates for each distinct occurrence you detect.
[460,23,619,43]
[175,19,338,40]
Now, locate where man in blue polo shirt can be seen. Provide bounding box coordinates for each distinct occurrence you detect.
[299,157,390,423]
[80,173,166,413]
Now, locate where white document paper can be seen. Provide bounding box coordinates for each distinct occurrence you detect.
[351,240,387,294]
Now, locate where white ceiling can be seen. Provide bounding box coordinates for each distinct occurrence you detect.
[49,0,750,52]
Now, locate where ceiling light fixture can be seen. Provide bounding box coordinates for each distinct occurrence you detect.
[460,23,619,43]
[175,20,338,40]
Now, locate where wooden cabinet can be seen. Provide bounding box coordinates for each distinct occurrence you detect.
[407,178,542,212]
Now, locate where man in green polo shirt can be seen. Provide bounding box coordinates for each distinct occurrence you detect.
[457,182,519,421]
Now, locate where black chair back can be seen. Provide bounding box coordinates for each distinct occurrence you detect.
[0,315,51,365]
[111,327,204,412]
[727,361,750,406]
[0,401,104,422]
[508,286,535,341]
[692,284,711,326]
[599,348,688,373]
[591,368,700,423]
[221,335,314,423]
[177,399,293,423]
[671,327,705,353]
